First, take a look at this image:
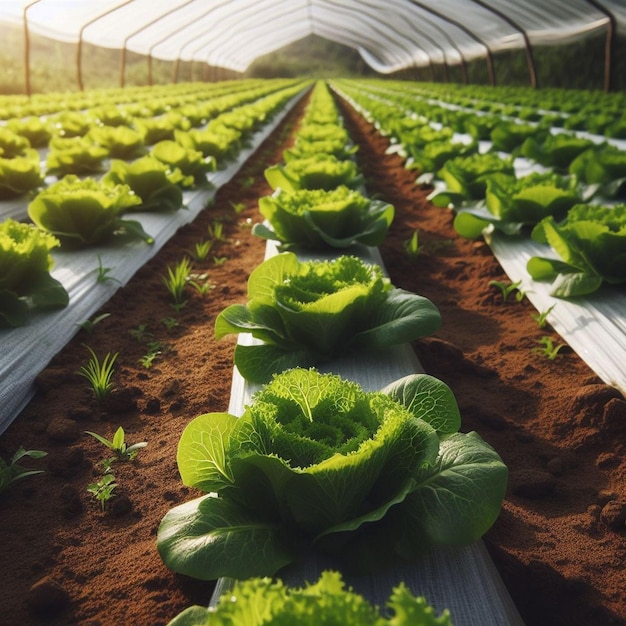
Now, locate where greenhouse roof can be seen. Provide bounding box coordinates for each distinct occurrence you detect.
[1,0,624,74]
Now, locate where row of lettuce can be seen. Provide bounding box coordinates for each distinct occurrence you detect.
[156,81,508,625]
[333,79,626,299]
[0,79,310,328]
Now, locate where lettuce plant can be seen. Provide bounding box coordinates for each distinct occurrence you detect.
[168,570,453,626]
[252,186,394,249]
[157,368,507,580]
[215,253,441,383]
[151,140,216,187]
[27,175,152,248]
[528,203,626,297]
[102,156,184,212]
[0,150,44,199]
[0,219,69,327]
[489,121,548,154]
[6,117,53,148]
[87,125,147,160]
[520,133,596,171]
[283,137,358,162]
[174,126,242,165]
[46,136,109,176]
[569,144,626,199]
[0,127,31,158]
[265,154,364,193]
[454,172,581,238]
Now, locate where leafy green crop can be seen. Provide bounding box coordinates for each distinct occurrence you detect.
[27,175,152,248]
[454,172,581,238]
[489,121,548,154]
[0,150,44,199]
[103,156,184,212]
[520,133,595,171]
[168,570,453,626]
[157,368,507,581]
[45,135,109,176]
[569,144,626,199]
[265,154,364,193]
[528,203,626,297]
[252,186,394,249]
[215,253,441,383]
[151,140,216,187]
[87,125,147,160]
[0,219,69,327]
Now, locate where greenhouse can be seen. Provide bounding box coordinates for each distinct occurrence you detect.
[1,2,626,625]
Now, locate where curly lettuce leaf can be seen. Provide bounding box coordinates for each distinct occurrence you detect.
[253,186,394,249]
[167,571,453,626]
[215,253,440,383]
[0,219,68,326]
[27,175,152,248]
[158,369,507,581]
[151,140,216,187]
[0,150,44,199]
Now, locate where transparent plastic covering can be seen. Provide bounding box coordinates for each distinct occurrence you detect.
[0,0,624,74]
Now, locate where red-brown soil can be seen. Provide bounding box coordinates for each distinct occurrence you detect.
[0,88,625,626]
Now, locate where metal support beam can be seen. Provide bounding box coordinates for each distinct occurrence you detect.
[586,0,616,92]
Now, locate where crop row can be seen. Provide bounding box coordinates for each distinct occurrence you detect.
[0,79,311,434]
[332,78,626,397]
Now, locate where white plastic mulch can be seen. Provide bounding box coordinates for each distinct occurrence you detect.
[0,91,306,435]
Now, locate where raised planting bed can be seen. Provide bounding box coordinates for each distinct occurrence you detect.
[0,86,624,626]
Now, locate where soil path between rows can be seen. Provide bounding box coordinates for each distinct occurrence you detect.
[0,86,624,626]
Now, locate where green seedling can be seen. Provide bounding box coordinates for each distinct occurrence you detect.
[77,312,111,334]
[240,175,255,189]
[87,471,117,512]
[531,305,556,329]
[160,317,179,330]
[85,426,147,461]
[0,447,48,494]
[138,341,163,369]
[207,220,225,242]
[533,335,567,360]
[212,255,227,266]
[489,279,525,303]
[188,272,214,296]
[190,240,213,262]
[229,201,246,214]
[162,257,191,310]
[128,323,152,343]
[77,346,118,403]
[403,230,419,258]
[95,255,121,285]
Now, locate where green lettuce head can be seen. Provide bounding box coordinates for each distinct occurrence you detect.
[27,175,152,248]
[157,368,507,581]
[253,186,394,249]
[215,253,441,383]
[0,219,69,326]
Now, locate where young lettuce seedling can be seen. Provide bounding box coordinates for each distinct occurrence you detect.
[0,447,47,494]
[489,279,525,303]
[531,304,556,329]
[85,426,147,461]
[77,345,118,403]
[87,471,117,512]
[533,335,567,360]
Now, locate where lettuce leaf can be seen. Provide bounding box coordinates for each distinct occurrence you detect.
[157,368,507,581]
[253,186,394,249]
[528,203,626,297]
[167,571,453,626]
[27,175,152,248]
[214,253,440,383]
[0,219,69,327]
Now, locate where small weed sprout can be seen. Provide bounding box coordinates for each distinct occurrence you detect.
[95,255,121,285]
[0,448,48,494]
[207,220,225,242]
[403,230,419,258]
[77,312,111,334]
[188,272,214,297]
[138,341,163,369]
[240,175,255,189]
[162,257,191,310]
[212,255,227,266]
[489,279,525,303]
[78,346,118,403]
[87,471,117,512]
[85,426,147,461]
[190,240,213,262]
[229,200,246,214]
[128,323,152,342]
[160,317,179,330]
[531,305,556,329]
[533,336,567,360]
